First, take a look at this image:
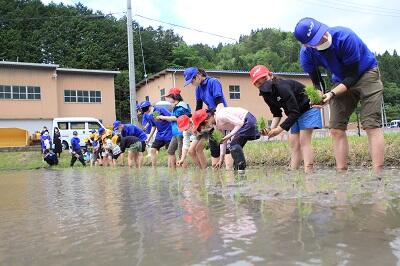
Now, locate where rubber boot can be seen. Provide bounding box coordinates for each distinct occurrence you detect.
[229,144,246,171]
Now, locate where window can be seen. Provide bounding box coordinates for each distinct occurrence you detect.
[88,122,101,130]
[229,85,240,100]
[160,88,165,101]
[0,85,40,100]
[0,85,11,99]
[58,122,69,130]
[27,86,41,100]
[12,86,27,99]
[145,96,149,101]
[65,90,101,103]
[70,122,85,130]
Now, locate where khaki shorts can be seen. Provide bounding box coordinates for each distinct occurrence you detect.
[329,68,383,130]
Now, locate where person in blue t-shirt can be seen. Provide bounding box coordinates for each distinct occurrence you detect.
[139,100,173,168]
[156,88,191,169]
[294,17,384,175]
[113,120,147,167]
[183,67,233,170]
[70,131,86,167]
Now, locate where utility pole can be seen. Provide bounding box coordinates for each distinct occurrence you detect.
[127,0,138,124]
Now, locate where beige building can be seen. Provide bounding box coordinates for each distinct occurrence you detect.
[0,61,119,134]
[136,68,328,127]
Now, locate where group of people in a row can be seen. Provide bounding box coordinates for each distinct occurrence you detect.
[42,18,385,174]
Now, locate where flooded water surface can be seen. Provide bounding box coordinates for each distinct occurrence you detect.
[1,168,400,265]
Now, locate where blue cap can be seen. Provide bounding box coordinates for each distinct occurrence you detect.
[113,120,121,130]
[98,127,105,135]
[139,100,151,109]
[73,131,78,136]
[136,104,141,110]
[183,67,199,86]
[294,18,329,46]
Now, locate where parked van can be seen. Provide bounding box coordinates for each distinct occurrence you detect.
[51,117,105,149]
[389,120,400,128]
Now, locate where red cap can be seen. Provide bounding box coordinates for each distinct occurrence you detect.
[165,87,181,97]
[192,109,208,133]
[250,65,271,85]
[177,115,190,132]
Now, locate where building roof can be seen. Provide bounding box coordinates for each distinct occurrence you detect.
[0,61,59,69]
[136,68,327,89]
[0,61,120,75]
[57,68,120,75]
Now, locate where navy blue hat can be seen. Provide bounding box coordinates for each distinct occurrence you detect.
[139,100,151,109]
[294,17,329,46]
[183,67,199,87]
[98,127,105,135]
[113,120,121,130]
[73,131,78,136]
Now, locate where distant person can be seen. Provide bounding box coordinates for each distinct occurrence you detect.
[183,67,233,169]
[176,115,193,167]
[156,88,192,168]
[40,131,52,154]
[53,127,62,158]
[40,126,49,136]
[140,100,173,168]
[119,135,144,168]
[249,65,322,173]
[294,17,384,175]
[70,131,86,167]
[43,149,58,166]
[113,120,147,167]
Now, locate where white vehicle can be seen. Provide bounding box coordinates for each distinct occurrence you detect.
[389,120,400,128]
[51,117,105,149]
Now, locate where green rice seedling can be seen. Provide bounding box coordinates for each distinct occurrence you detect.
[257,117,267,131]
[304,86,323,105]
[211,129,223,143]
[152,111,160,118]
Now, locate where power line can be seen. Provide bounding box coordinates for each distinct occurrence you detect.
[323,0,400,13]
[300,0,400,17]
[135,14,237,41]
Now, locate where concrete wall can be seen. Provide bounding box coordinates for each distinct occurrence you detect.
[0,119,52,136]
[0,66,58,119]
[57,72,116,127]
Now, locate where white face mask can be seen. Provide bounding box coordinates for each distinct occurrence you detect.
[316,32,332,51]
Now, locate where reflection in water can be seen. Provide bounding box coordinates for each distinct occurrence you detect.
[0,168,399,265]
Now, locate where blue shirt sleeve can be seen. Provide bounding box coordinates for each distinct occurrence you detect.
[300,48,316,74]
[195,87,201,102]
[209,78,224,98]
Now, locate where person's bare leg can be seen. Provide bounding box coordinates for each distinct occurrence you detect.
[188,139,201,167]
[151,148,158,168]
[365,127,384,175]
[133,153,139,168]
[195,140,207,169]
[138,152,144,169]
[299,129,314,174]
[128,151,133,168]
[289,133,301,170]
[330,128,349,172]
[224,154,234,170]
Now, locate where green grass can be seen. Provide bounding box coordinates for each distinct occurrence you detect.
[152,111,160,118]
[1,133,399,170]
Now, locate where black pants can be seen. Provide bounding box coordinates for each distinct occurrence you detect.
[71,150,86,167]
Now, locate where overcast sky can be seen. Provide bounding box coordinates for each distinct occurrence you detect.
[42,0,400,54]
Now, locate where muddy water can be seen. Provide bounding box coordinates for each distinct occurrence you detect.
[1,168,400,265]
